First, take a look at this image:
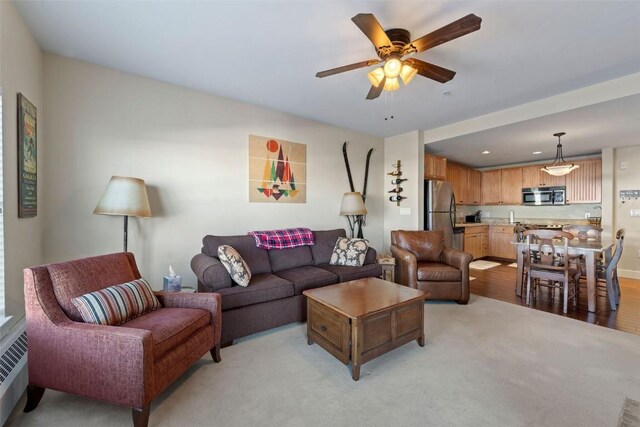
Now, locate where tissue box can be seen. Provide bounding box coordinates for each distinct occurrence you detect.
[163,275,182,292]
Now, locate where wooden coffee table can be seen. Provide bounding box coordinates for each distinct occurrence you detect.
[303,277,426,381]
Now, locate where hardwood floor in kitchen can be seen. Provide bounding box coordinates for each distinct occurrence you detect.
[469,261,640,336]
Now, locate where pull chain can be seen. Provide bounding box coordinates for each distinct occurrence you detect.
[384,90,395,121]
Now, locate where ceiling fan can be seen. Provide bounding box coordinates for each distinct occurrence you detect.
[316,13,482,99]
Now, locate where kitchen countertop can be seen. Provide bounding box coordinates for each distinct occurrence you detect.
[455,218,591,228]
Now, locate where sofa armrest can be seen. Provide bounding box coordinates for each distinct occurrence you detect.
[191,253,232,292]
[390,244,418,288]
[442,248,473,304]
[364,246,378,265]
[27,321,153,408]
[155,292,222,344]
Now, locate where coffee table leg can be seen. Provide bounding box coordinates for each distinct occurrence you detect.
[307,334,313,345]
[417,333,425,347]
[351,319,362,381]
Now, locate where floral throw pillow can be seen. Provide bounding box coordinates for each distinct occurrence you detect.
[218,245,252,287]
[329,237,369,267]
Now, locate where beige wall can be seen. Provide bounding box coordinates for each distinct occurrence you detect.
[1,1,44,325]
[42,54,384,288]
[613,145,640,278]
[383,131,423,251]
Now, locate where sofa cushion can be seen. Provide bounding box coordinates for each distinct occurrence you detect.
[396,230,445,262]
[72,278,160,326]
[268,246,313,272]
[417,262,462,282]
[274,266,339,294]
[329,237,369,267]
[202,234,271,275]
[364,247,377,265]
[318,263,382,282]
[48,252,138,322]
[218,245,251,287]
[311,229,346,265]
[119,307,210,360]
[217,273,294,310]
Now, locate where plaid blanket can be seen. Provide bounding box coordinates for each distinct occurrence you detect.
[248,228,315,250]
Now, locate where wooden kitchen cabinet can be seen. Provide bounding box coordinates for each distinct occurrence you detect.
[424,153,447,181]
[566,158,602,203]
[522,165,566,188]
[448,162,481,205]
[447,162,467,204]
[481,168,522,205]
[489,225,516,260]
[467,169,482,205]
[464,226,488,260]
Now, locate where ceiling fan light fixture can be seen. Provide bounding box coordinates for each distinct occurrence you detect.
[541,132,580,176]
[367,67,385,87]
[383,57,402,79]
[383,77,400,92]
[399,64,417,85]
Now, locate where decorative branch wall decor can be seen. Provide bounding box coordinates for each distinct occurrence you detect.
[341,142,374,238]
[388,160,407,206]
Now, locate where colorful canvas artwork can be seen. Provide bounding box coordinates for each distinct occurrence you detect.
[249,135,306,203]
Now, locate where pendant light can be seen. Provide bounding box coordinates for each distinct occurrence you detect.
[541,132,580,176]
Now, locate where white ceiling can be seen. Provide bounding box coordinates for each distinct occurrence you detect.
[13,0,640,145]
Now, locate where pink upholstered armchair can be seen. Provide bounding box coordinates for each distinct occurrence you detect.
[23,252,222,427]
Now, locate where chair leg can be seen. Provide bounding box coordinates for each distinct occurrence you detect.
[526,272,532,305]
[562,281,568,314]
[210,344,221,363]
[23,385,45,413]
[606,272,617,311]
[132,405,150,427]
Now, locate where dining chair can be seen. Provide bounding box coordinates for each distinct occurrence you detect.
[522,229,581,314]
[593,229,624,311]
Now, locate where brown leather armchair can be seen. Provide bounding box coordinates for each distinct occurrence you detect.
[390,230,473,304]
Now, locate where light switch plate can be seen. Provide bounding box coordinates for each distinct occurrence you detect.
[631,209,640,217]
[399,208,411,216]
[620,161,629,170]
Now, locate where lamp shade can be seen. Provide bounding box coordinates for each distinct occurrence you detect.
[340,192,367,216]
[541,164,580,177]
[94,176,151,217]
[399,64,418,85]
[367,67,385,88]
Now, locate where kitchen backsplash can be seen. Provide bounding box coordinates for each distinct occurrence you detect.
[458,203,601,222]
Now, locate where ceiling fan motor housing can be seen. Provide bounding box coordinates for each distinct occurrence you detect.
[378,28,411,58]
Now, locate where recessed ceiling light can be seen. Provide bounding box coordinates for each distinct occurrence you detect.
[481,150,491,155]
[532,151,543,155]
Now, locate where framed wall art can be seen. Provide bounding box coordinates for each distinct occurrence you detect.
[248,135,306,203]
[18,93,37,218]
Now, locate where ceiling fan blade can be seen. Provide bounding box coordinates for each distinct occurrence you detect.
[351,13,393,53]
[405,59,456,83]
[316,59,381,78]
[403,14,481,55]
[366,77,386,100]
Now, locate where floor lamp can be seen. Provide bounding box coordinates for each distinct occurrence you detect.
[340,192,367,238]
[94,176,152,252]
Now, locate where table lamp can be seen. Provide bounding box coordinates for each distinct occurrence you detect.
[340,192,367,238]
[94,176,151,252]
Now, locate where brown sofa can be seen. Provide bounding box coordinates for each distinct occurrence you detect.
[23,252,221,427]
[191,228,382,343]
[390,230,473,304]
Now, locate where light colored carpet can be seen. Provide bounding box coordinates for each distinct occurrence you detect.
[508,262,519,268]
[7,295,640,427]
[469,260,501,270]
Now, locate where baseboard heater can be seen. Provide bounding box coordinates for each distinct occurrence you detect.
[0,317,28,425]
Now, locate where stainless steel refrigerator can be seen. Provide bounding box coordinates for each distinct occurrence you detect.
[424,180,463,251]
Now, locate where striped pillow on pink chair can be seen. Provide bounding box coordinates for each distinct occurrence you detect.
[72,278,160,325]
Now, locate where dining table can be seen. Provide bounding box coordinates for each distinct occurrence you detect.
[513,238,614,312]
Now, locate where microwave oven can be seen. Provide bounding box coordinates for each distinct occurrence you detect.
[522,186,566,206]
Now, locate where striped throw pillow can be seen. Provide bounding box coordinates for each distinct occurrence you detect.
[71,278,161,326]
